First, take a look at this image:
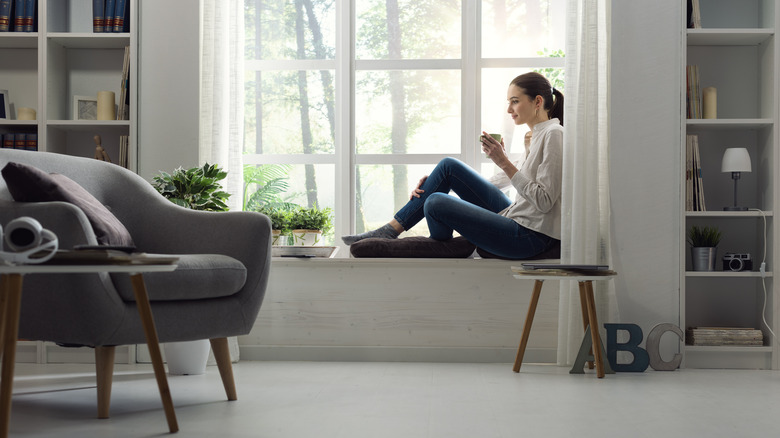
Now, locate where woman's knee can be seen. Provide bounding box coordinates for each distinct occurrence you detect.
[423,192,451,217]
[437,157,465,172]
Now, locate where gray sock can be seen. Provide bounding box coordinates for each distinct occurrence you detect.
[342,224,400,245]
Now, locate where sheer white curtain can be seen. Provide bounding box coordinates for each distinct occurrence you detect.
[200,0,244,212]
[557,0,618,365]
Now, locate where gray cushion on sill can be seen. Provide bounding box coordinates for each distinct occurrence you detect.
[110,253,247,302]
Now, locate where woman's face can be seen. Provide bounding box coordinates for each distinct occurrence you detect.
[506,85,539,126]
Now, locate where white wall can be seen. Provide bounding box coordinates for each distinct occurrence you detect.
[137,0,200,181]
[609,0,682,357]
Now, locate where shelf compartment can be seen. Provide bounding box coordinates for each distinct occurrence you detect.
[686,119,773,129]
[47,33,130,49]
[687,29,774,46]
[684,345,773,369]
[685,211,774,217]
[0,34,39,49]
[685,271,773,278]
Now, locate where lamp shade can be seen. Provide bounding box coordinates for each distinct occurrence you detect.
[721,148,752,173]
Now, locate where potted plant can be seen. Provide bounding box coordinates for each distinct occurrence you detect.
[152,163,231,374]
[259,206,293,245]
[289,205,333,246]
[687,225,722,271]
[152,163,230,212]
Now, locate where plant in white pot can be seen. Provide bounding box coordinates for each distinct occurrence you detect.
[152,163,230,375]
[259,206,293,245]
[687,225,722,271]
[289,205,333,246]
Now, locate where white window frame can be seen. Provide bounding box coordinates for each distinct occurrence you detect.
[243,0,565,242]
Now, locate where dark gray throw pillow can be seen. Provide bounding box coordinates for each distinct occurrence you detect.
[1,161,135,247]
[350,236,475,258]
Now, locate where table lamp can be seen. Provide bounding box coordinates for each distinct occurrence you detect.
[721,147,751,211]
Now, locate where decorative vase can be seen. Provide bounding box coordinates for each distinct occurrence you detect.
[272,230,290,246]
[691,247,717,271]
[163,339,211,375]
[292,229,323,246]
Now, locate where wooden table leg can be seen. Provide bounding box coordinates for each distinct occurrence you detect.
[1,274,23,438]
[513,280,544,373]
[0,275,9,361]
[130,273,179,433]
[577,282,595,370]
[582,281,605,378]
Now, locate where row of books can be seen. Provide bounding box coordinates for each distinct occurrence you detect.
[686,327,763,346]
[1,132,37,151]
[93,0,129,33]
[686,65,702,119]
[687,0,702,29]
[117,46,130,120]
[685,134,706,211]
[0,0,36,32]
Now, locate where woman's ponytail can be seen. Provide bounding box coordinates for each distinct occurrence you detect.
[549,88,564,126]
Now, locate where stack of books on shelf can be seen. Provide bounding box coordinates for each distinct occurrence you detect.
[686,327,763,346]
[0,132,37,151]
[686,65,702,119]
[92,0,130,33]
[0,0,37,32]
[685,134,706,211]
[117,45,130,120]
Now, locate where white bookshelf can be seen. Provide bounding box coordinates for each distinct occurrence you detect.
[681,0,778,369]
[0,0,137,170]
[0,0,137,365]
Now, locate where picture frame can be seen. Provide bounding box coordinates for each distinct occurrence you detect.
[73,95,98,120]
[0,90,9,120]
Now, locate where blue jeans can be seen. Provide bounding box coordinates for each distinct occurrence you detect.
[393,157,557,259]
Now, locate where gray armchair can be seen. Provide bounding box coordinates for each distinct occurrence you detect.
[0,149,272,418]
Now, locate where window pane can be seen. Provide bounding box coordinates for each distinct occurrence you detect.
[244,70,336,154]
[245,0,336,60]
[356,164,436,237]
[355,0,462,60]
[355,70,461,154]
[481,0,566,58]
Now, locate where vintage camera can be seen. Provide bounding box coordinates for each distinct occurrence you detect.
[722,253,753,272]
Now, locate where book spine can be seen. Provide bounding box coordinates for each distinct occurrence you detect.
[2,133,13,148]
[113,0,127,33]
[0,0,11,31]
[13,133,25,149]
[104,0,116,33]
[93,0,104,33]
[12,0,22,31]
[25,132,36,151]
[22,0,33,32]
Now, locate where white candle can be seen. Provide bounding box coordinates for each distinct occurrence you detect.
[97,91,116,120]
[703,87,717,119]
[17,107,36,120]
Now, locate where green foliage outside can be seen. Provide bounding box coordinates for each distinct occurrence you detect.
[533,48,565,91]
[243,164,299,212]
[152,164,231,212]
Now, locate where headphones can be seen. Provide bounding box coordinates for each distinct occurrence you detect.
[0,217,59,265]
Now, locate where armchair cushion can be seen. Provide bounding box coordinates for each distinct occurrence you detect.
[1,161,134,246]
[110,253,247,302]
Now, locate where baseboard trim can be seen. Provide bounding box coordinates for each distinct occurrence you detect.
[239,345,557,364]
